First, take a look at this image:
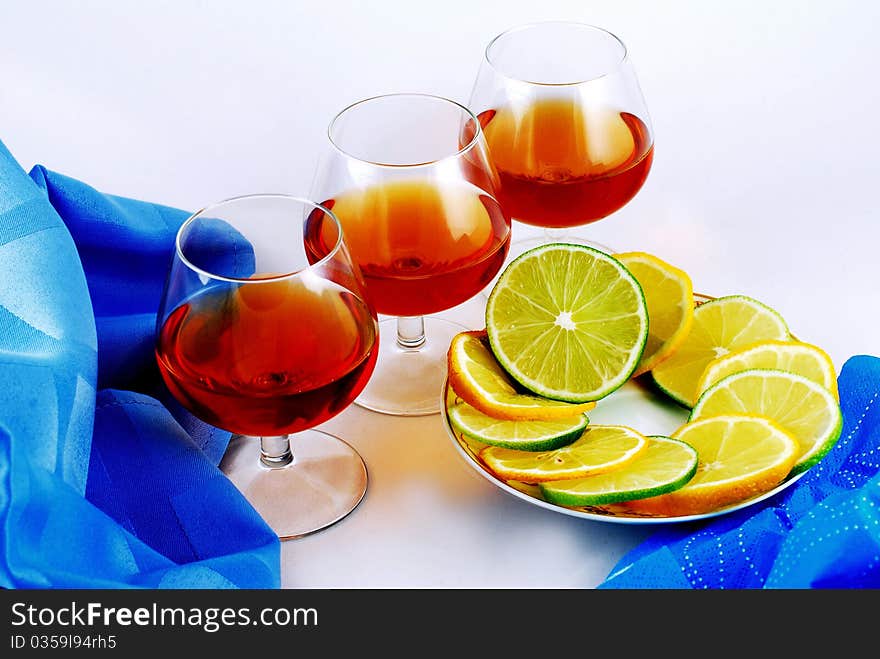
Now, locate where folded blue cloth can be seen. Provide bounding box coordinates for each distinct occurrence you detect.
[600,354,880,589]
[0,139,279,588]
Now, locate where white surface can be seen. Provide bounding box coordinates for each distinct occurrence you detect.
[2,1,878,587]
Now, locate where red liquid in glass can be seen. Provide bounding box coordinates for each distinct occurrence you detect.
[477,99,653,228]
[312,180,510,317]
[156,279,377,437]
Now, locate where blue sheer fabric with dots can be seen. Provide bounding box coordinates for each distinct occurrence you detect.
[600,354,880,589]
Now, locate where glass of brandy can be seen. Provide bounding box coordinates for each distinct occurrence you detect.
[468,21,654,254]
[311,93,511,416]
[155,194,379,540]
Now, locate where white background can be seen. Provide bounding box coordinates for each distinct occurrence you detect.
[3,0,879,587]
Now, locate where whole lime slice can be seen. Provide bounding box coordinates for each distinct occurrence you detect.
[486,243,648,402]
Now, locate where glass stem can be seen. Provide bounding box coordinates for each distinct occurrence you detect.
[260,435,293,469]
[397,316,426,350]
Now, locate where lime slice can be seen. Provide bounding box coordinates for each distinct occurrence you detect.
[486,243,648,402]
[690,368,843,474]
[614,252,694,376]
[651,295,790,407]
[479,425,648,483]
[627,415,800,517]
[447,399,588,451]
[539,436,698,506]
[696,339,838,401]
[447,330,595,420]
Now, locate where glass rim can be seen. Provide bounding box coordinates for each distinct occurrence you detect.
[484,21,629,86]
[175,193,345,284]
[327,92,484,168]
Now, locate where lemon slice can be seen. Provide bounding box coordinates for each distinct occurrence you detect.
[479,425,648,483]
[690,368,842,474]
[539,436,698,506]
[447,399,588,451]
[651,295,790,407]
[615,252,694,376]
[486,243,648,402]
[627,415,800,517]
[447,330,595,420]
[696,339,838,401]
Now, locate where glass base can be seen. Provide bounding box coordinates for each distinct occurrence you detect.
[219,429,368,540]
[480,228,619,299]
[510,229,616,259]
[354,316,468,416]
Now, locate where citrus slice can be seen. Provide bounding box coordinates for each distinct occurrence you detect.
[614,252,694,376]
[689,368,842,474]
[539,436,698,506]
[651,295,790,407]
[447,399,588,451]
[626,415,800,517]
[696,339,838,401]
[447,330,595,420]
[479,425,647,484]
[485,244,648,402]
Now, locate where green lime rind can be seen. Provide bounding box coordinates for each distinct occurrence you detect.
[448,401,588,451]
[539,436,698,506]
[650,369,698,409]
[689,368,843,476]
[650,377,695,409]
[789,410,842,475]
[486,243,649,403]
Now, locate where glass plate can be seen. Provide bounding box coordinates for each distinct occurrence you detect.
[440,293,806,524]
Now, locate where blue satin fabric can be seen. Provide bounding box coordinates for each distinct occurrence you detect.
[0,140,279,588]
[600,354,880,589]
